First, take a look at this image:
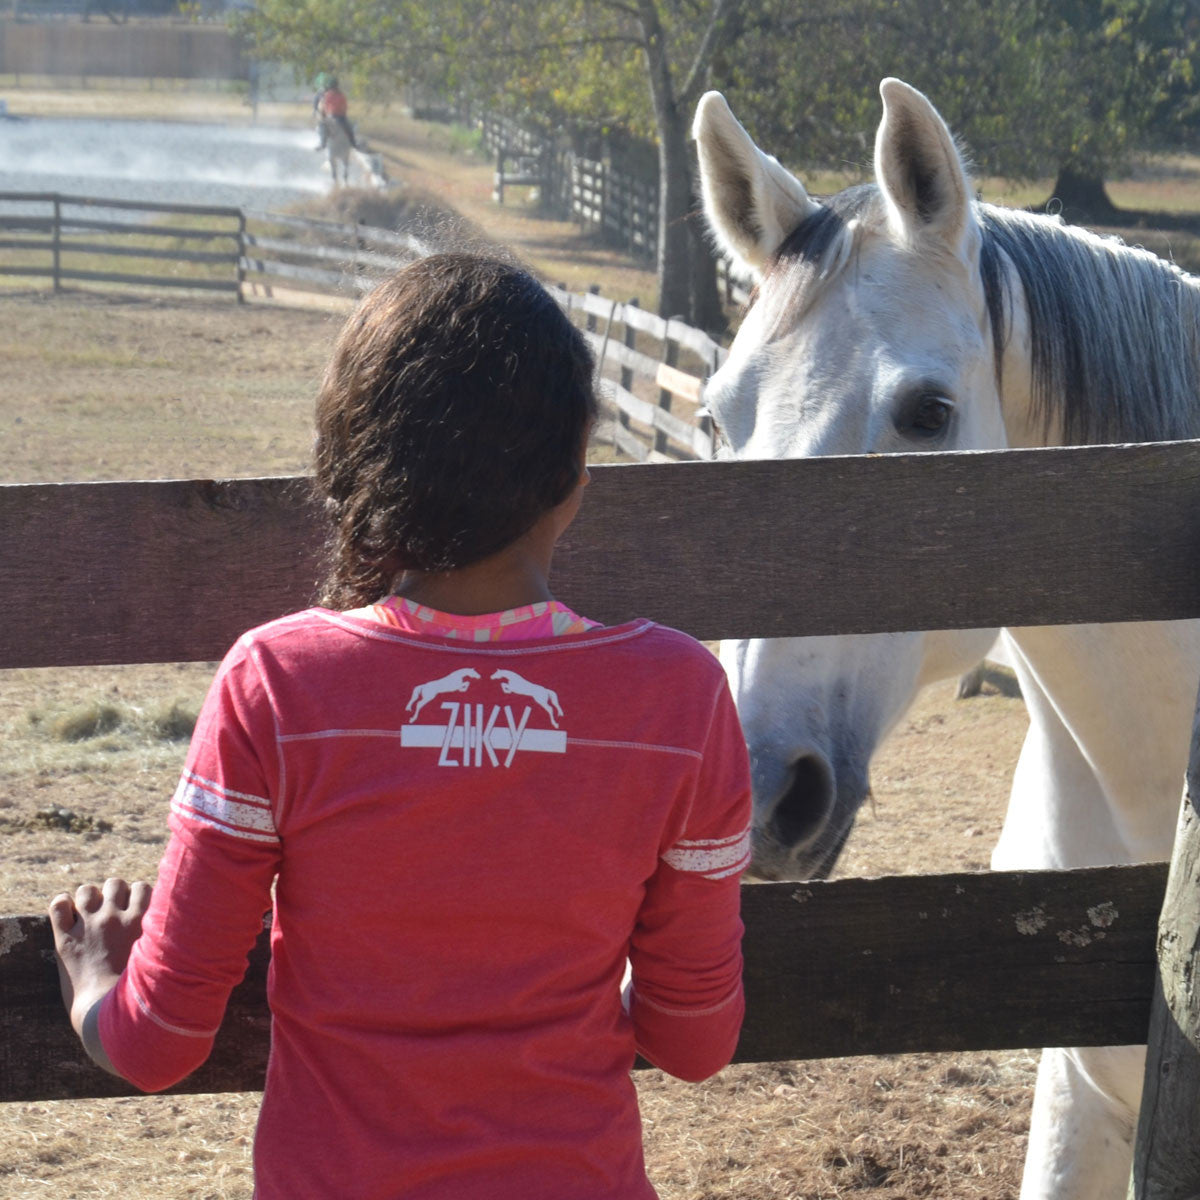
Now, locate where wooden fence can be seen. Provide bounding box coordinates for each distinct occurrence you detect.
[2,440,1200,1189]
[0,190,724,464]
[0,15,249,82]
[551,283,722,463]
[0,191,246,296]
[0,192,428,301]
[476,108,754,307]
[238,206,427,299]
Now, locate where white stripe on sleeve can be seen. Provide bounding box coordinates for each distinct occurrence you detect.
[171,771,279,845]
[661,828,751,879]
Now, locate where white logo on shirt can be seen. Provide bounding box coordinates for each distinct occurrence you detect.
[401,668,566,767]
[489,669,563,728]
[405,668,482,721]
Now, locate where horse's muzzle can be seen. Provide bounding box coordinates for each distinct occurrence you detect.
[748,750,861,880]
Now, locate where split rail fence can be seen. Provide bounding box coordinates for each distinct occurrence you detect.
[478,110,752,308]
[2,439,1200,1191]
[0,190,725,464]
[0,191,427,302]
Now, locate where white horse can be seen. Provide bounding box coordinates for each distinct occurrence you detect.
[320,117,389,190]
[693,80,1200,1200]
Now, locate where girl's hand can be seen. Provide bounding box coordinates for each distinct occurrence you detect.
[48,878,151,1072]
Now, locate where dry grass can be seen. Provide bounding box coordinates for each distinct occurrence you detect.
[640,1052,1034,1199]
[0,290,336,484]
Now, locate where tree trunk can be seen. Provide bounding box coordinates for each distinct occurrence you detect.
[637,0,725,330]
[655,109,692,320]
[655,112,723,330]
[1046,166,1120,225]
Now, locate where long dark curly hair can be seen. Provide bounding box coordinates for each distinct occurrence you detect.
[313,254,598,609]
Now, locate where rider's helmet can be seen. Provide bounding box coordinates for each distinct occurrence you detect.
[328,77,340,90]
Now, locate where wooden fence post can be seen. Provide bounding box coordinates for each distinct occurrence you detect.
[493,148,505,205]
[235,211,245,304]
[1128,688,1200,1198]
[656,322,680,455]
[617,298,638,437]
[584,283,601,335]
[51,194,61,294]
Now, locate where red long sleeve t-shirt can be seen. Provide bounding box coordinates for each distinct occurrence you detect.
[98,609,751,1199]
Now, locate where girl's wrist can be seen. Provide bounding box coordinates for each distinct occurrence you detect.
[68,973,120,1036]
[79,992,120,1077]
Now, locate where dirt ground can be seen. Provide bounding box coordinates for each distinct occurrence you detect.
[0,85,1038,1198]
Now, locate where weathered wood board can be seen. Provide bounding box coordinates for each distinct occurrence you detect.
[0,864,1166,1103]
[5,440,1200,669]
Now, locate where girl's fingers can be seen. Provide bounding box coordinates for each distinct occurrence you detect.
[129,881,153,916]
[53,878,149,936]
[48,894,77,933]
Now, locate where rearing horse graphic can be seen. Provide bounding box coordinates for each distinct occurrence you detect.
[490,670,564,728]
[406,668,481,722]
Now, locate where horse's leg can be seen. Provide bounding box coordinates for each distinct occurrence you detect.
[999,687,1142,1198]
[1020,1046,1143,1200]
[992,623,1200,1198]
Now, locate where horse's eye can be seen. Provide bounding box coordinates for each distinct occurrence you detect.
[897,393,954,438]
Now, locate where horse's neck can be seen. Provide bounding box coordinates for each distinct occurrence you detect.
[998,622,1200,867]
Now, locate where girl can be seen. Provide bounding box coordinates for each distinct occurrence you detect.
[50,254,752,1200]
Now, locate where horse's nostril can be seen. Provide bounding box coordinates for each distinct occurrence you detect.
[768,755,834,849]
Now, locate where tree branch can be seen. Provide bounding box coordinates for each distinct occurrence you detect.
[590,0,642,18]
[679,0,737,108]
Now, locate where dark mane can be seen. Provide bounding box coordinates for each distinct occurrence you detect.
[771,183,879,268]
[979,205,1200,444]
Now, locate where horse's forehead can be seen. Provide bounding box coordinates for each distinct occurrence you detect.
[709,235,995,455]
[796,238,980,344]
[745,242,985,398]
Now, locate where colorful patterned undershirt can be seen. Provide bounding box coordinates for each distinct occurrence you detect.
[353,595,603,642]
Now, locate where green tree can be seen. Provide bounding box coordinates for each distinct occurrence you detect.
[1029,0,1200,218]
[241,0,740,327]
[719,0,1200,221]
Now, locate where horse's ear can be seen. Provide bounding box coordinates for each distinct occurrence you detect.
[693,91,819,276]
[875,78,975,255]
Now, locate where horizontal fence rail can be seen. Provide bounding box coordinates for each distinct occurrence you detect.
[4,440,1200,670]
[0,863,1168,1102]
[0,191,244,295]
[0,191,721,465]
